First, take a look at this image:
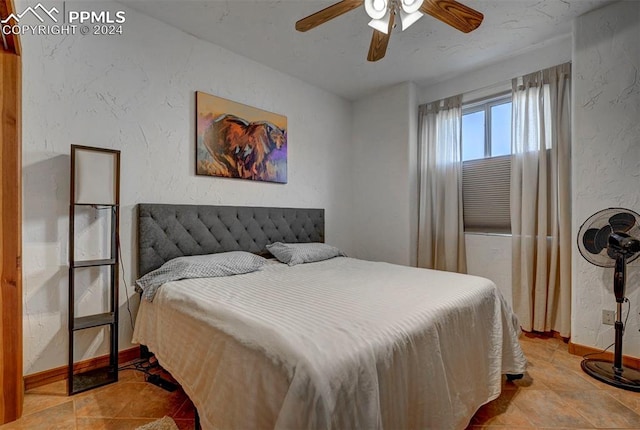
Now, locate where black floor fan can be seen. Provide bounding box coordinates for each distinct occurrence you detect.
[578,208,640,391]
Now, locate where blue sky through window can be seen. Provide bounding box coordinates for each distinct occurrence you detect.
[462,110,485,161]
[491,102,511,157]
[462,99,512,161]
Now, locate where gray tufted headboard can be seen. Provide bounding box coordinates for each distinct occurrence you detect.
[137,204,325,276]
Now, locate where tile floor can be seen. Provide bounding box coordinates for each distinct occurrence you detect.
[0,366,195,430]
[3,334,640,429]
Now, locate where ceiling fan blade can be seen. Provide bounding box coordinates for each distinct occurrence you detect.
[367,12,395,62]
[419,0,483,33]
[296,0,363,32]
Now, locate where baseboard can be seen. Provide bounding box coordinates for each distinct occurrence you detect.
[522,330,569,341]
[23,346,141,391]
[568,341,640,369]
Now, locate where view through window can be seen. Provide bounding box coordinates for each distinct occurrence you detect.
[462,96,512,161]
[461,95,512,233]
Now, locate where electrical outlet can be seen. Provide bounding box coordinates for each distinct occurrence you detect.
[602,310,615,325]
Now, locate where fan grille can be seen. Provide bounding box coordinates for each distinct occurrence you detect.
[577,208,640,268]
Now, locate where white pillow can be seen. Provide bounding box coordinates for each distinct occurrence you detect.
[136,251,266,301]
[266,242,345,266]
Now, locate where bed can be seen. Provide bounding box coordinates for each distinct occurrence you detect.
[132,204,526,430]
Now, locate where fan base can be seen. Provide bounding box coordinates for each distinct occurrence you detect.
[581,359,640,392]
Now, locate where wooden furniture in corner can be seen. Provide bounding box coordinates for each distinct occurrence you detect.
[0,0,22,424]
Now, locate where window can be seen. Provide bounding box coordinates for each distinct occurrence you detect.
[462,95,512,161]
[461,94,512,233]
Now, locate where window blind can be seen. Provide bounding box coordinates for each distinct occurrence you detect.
[462,154,511,233]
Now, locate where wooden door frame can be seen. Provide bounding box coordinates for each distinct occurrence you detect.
[0,0,22,424]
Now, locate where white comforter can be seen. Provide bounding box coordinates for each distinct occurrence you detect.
[133,257,526,430]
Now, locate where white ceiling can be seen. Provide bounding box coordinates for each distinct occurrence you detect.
[120,0,611,100]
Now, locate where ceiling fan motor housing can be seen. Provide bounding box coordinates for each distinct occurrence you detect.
[295,0,484,62]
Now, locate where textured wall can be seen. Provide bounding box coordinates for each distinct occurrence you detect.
[419,38,572,105]
[572,1,640,353]
[21,2,354,374]
[351,82,418,265]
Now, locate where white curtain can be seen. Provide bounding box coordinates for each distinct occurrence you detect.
[511,63,571,337]
[417,95,466,273]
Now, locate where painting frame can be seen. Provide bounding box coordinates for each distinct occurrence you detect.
[196,91,288,184]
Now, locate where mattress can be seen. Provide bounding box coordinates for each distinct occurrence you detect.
[132,257,526,430]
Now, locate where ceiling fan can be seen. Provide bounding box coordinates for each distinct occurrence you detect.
[295,0,484,62]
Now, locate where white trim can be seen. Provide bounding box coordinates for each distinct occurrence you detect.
[462,83,511,106]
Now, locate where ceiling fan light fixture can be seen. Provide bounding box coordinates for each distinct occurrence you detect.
[400,0,424,14]
[399,9,423,31]
[364,0,389,20]
[294,0,484,62]
[367,13,391,34]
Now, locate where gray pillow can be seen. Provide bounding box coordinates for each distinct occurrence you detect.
[136,251,266,301]
[266,242,345,266]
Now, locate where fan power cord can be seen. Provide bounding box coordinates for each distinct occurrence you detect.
[86,206,135,332]
[116,233,135,332]
[119,356,178,392]
[118,355,160,376]
[583,297,631,359]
